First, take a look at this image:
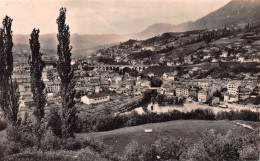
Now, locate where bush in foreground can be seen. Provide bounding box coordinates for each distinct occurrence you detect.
[123,140,157,161]
[0,120,7,131]
[181,130,259,161]
[155,137,188,160]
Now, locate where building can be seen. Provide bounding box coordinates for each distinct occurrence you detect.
[198,90,209,103]
[147,73,154,77]
[136,79,151,88]
[189,87,198,99]
[224,94,238,103]
[176,86,189,97]
[221,51,228,58]
[184,55,192,64]
[45,81,60,93]
[238,87,251,101]
[142,46,155,51]
[163,72,175,81]
[197,79,213,89]
[81,93,110,105]
[227,81,241,96]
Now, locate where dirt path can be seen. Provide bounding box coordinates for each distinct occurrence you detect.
[233,121,255,130]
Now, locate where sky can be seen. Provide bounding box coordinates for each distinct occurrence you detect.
[0,0,231,35]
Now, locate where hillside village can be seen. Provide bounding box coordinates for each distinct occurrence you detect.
[5,23,260,120]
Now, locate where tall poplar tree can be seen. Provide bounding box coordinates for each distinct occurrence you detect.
[0,16,19,126]
[29,28,46,148]
[56,8,77,138]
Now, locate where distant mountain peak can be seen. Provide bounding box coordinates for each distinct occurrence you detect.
[187,0,260,30]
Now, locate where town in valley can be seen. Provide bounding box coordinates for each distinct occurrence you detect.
[11,24,260,119]
[1,0,260,160]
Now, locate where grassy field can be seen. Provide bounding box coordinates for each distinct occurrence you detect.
[0,120,255,155]
[76,120,252,154]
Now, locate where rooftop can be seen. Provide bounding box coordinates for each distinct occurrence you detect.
[86,92,109,99]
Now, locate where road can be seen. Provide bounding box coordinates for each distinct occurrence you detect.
[129,101,259,115]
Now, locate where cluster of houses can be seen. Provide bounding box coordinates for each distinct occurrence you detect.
[11,30,260,111]
[14,52,259,109]
[154,72,259,105]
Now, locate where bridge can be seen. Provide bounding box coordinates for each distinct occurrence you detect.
[87,64,149,72]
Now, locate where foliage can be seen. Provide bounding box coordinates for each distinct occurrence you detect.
[81,136,108,153]
[56,7,77,138]
[121,67,139,77]
[241,95,260,105]
[47,106,62,137]
[181,130,259,161]
[155,137,187,160]
[198,62,260,79]
[3,151,75,161]
[123,140,157,161]
[97,56,117,64]
[0,120,7,131]
[29,28,46,149]
[216,110,260,121]
[123,140,142,161]
[142,66,175,77]
[40,129,63,151]
[3,141,21,156]
[130,50,156,59]
[149,77,163,87]
[0,16,20,127]
[6,119,35,148]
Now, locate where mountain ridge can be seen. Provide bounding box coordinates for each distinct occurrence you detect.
[13,0,260,52]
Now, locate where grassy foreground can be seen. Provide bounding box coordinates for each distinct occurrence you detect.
[76,120,253,154]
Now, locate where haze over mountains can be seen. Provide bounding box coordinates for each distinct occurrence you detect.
[13,0,260,53]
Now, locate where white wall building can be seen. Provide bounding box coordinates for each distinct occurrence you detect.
[81,93,110,105]
[227,81,241,96]
[198,90,209,103]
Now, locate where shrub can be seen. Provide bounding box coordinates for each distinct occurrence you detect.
[216,110,260,121]
[0,143,5,159]
[76,147,107,161]
[123,140,142,161]
[239,144,258,160]
[239,110,259,121]
[82,136,108,153]
[41,130,63,151]
[62,138,82,150]
[0,120,7,131]
[3,141,21,156]
[155,137,187,160]
[3,151,75,161]
[123,140,157,161]
[6,124,35,148]
[182,130,245,161]
[140,145,157,161]
[47,107,62,137]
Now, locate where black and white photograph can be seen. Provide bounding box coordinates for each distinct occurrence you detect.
[0,0,260,160]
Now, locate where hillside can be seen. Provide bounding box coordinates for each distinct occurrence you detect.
[134,22,190,40]
[189,0,260,30]
[12,0,260,54]
[135,0,260,39]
